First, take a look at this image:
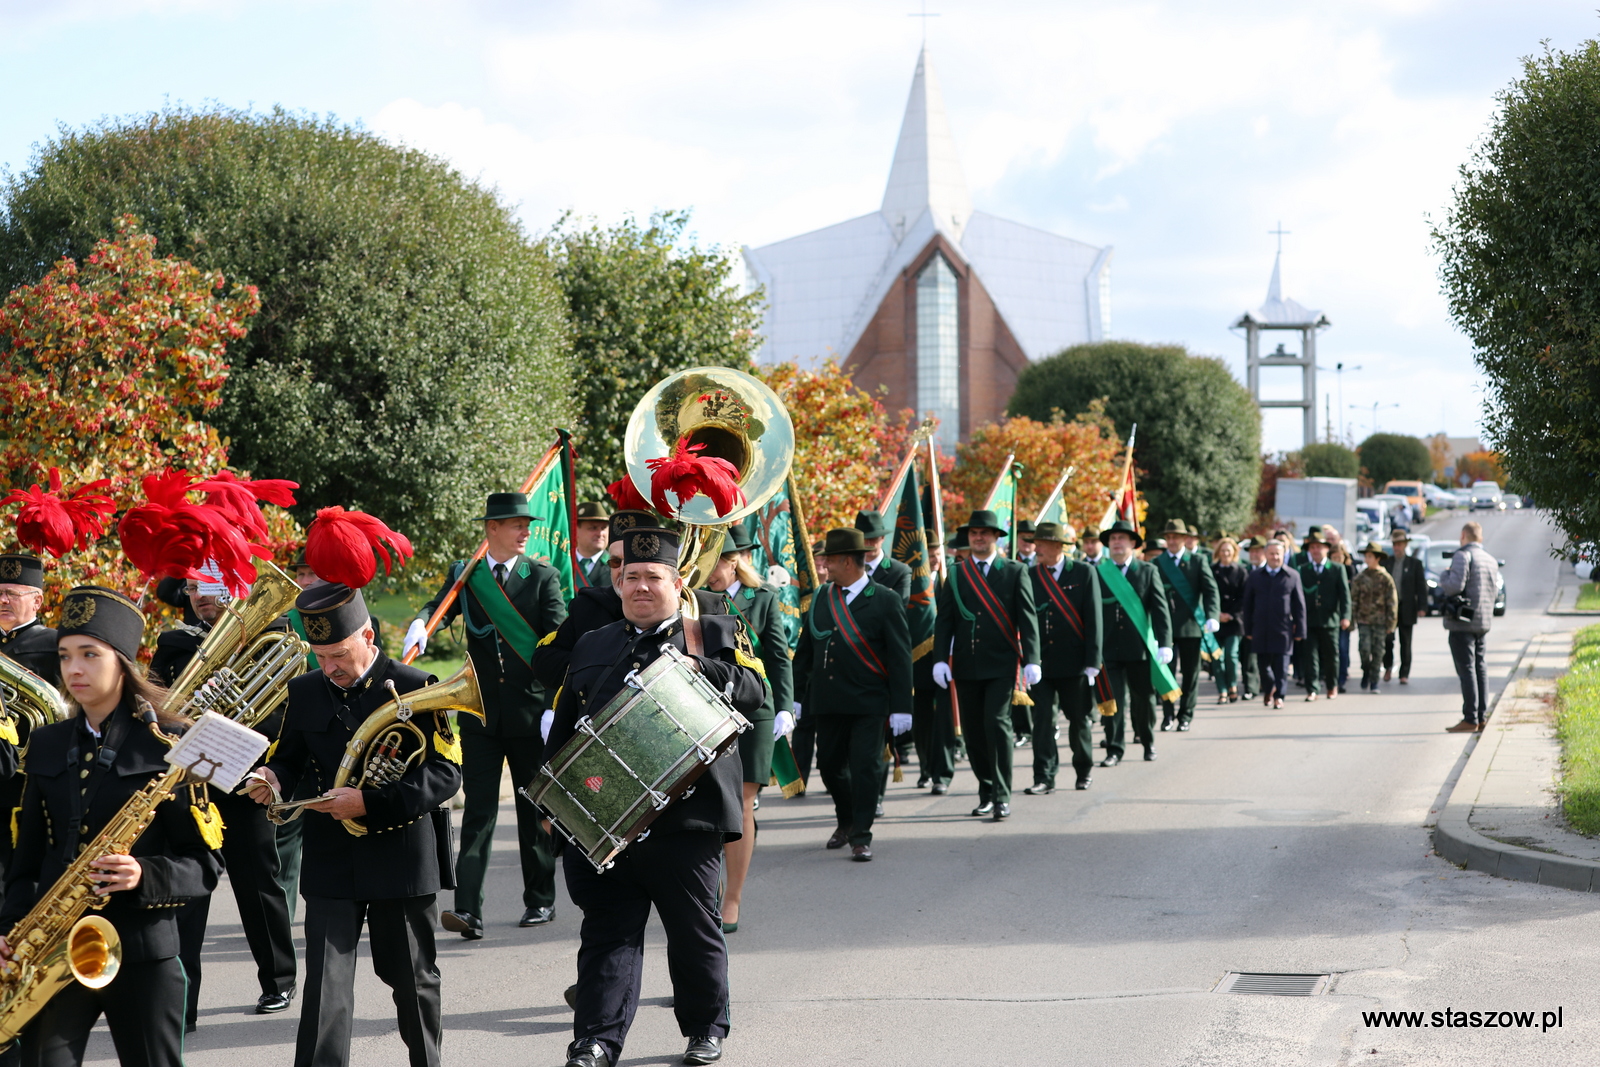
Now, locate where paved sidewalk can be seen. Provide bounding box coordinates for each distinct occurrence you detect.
[1434,629,1600,888]
[1545,563,1600,615]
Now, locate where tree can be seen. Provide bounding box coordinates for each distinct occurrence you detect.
[1007,340,1261,534]
[947,407,1125,530]
[1457,450,1507,486]
[0,218,298,605]
[1299,442,1360,479]
[545,212,765,501]
[1433,41,1600,548]
[0,106,573,572]
[1357,432,1432,488]
[1427,432,1453,485]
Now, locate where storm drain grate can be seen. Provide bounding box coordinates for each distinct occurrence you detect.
[1214,972,1330,996]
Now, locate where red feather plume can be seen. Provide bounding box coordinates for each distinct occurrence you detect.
[196,471,299,540]
[605,475,653,515]
[303,507,413,588]
[645,437,744,518]
[0,467,115,558]
[117,470,268,594]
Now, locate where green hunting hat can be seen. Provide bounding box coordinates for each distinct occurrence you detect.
[1033,522,1070,544]
[575,501,612,521]
[1079,526,1101,544]
[964,509,1008,536]
[723,524,757,554]
[476,492,534,522]
[1103,519,1143,547]
[822,528,867,555]
[853,510,890,540]
[1016,519,1037,538]
[1303,529,1330,547]
[1148,537,1167,551]
[947,525,970,551]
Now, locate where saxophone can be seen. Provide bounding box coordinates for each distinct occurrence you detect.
[0,654,68,759]
[0,715,183,1050]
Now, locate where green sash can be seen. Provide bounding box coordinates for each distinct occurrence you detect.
[1096,559,1182,700]
[286,609,320,670]
[463,559,539,667]
[1155,553,1221,661]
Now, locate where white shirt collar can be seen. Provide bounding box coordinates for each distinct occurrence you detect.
[485,551,518,572]
[973,549,999,566]
[842,573,871,602]
[864,548,884,566]
[0,618,39,639]
[1050,559,1064,580]
[724,580,743,599]
[631,613,680,636]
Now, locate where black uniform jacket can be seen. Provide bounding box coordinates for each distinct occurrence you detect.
[1099,558,1173,662]
[265,655,459,900]
[0,620,60,685]
[1212,561,1249,639]
[1298,560,1352,631]
[1031,559,1103,677]
[149,622,208,689]
[933,556,1041,680]
[574,554,612,591]
[422,555,566,738]
[1,705,222,963]
[1389,553,1428,628]
[532,586,726,694]
[793,581,913,719]
[547,614,763,839]
[1157,550,1220,639]
[866,555,913,604]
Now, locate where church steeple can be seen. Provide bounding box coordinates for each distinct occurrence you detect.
[880,47,972,241]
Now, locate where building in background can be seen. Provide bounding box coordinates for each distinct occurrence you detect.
[743,48,1113,448]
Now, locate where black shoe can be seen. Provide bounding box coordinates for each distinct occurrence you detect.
[684,1035,723,1064]
[1160,717,1174,732]
[255,989,294,1014]
[851,844,872,861]
[992,802,1011,821]
[1099,754,1121,768]
[930,782,949,795]
[826,826,849,849]
[564,984,579,1010]
[1075,775,1092,790]
[1024,782,1054,795]
[1143,746,1157,761]
[566,1040,611,1067]
[185,1021,197,1034]
[1176,721,1191,732]
[971,802,994,816]
[441,910,484,940]
[916,776,930,789]
[874,801,885,817]
[520,906,555,927]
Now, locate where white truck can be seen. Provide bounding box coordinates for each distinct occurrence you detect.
[1275,477,1359,543]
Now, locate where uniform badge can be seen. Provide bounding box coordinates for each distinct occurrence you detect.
[0,559,20,580]
[304,615,332,642]
[59,596,95,629]
[585,776,604,793]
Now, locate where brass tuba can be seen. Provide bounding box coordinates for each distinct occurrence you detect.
[164,560,309,730]
[325,661,485,836]
[0,653,68,759]
[620,367,795,588]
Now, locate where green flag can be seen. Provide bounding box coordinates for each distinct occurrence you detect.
[737,475,812,651]
[889,464,937,661]
[527,438,575,600]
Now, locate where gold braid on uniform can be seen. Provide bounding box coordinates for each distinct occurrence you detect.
[732,620,765,677]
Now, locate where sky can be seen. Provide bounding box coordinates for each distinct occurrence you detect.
[2,0,1597,455]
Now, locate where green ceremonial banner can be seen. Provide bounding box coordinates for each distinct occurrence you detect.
[526,436,576,600]
[738,473,812,652]
[890,464,937,662]
[1035,467,1074,527]
[983,457,1021,543]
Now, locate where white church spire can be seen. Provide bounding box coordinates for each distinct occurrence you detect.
[881,47,972,241]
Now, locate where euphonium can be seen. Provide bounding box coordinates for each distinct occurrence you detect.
[327,660,485,837]
[164,560,309,730]
[0,653,68,758]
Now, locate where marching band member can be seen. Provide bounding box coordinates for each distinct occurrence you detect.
[547,527,764,1067]
[0,587,222,1067]
[0,555,56,683]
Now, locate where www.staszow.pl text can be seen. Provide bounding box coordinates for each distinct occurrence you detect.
[1363,1008,1563,1031]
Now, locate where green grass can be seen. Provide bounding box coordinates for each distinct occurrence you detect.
[366,589,469,678]
[1576,583,1600,611]
[1556,624,1600,835]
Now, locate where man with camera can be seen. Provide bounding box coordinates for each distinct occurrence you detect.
[1438,521,1498,733]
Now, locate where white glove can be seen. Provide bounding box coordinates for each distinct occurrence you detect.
[1203,618,1220,634]
[773,710,795,738]
[1156,647,1174,665]
[1022,663,1043,687]
[792,701,803,721]
[889,713,913,735]
[932,662,952,689]
[404,619,429,658]
[1083,666,1100,683]
[540,709,555,742]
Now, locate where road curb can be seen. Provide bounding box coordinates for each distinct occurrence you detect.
[1432,635,1600,891]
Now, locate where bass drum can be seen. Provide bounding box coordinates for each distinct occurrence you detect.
[527,645,749,870]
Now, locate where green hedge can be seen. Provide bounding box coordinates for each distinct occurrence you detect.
[1556,624,1600,835]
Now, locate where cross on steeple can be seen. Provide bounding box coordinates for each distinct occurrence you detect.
[908,1,940,44]
[1269,221,1291,255]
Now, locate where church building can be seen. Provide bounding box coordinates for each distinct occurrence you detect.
[744,49,1114,447]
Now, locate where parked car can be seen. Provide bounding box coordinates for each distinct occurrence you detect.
[1451,488,1475,508]
[1423,542,1507,617]
[1370,492,1418,527]
[1470,481,1505,511]
[1423,484,1457,508]
[1356,501,1389,543]
[1384,480,1427,512]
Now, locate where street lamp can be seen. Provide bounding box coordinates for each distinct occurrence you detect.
[1350,401,1400,438]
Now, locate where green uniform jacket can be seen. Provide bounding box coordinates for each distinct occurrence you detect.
[1099,558,1173,662]
[1031,559,1103,677]
[934,556,1041,680]
[420,554,567,737]
[575,552,611,590]
[720,583,792,723]
[1298,560,1352,631]
[866,555,913,604]
[794,581,913,720]
[1158,550,1220,639]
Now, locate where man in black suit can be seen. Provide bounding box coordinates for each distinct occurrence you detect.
[407,492,567,938]
[855,509,913,603]
[0,553,56,682]
[1241,539,1308,709]
[1384,529,1428,684]
[250,581,460,1067]
[1025,523,1103,792]
[1096,520,1174,766]
[1153,519,1220,732]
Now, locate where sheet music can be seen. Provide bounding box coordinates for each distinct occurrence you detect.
[164,712,270,791]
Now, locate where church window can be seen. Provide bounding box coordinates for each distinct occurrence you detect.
[916,253,960,448]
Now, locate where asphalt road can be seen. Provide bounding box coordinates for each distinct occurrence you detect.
[87,506,1600,1067]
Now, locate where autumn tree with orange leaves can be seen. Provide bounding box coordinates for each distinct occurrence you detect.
[947,405,1126,531]
[0,217,297,603]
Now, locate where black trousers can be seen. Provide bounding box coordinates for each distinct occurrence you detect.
[1104,659,1157,757]
[815,715,886,846]
[1301,629,1339,695]
[1174,636,1203,723]
[954,677,1015,805]
[455,731,556,918]
[563,831,730,1065]
[1258,651,1291,701]
[912,657,957,785]
[23,956,186,1067]
[176,790,297,1026]
[1383,624,1415,679]
[275,774,320,921]
[1449,630,1489,722]
[790,713,816,791]
[1030,675,1094,784]
[297,895,442,1067]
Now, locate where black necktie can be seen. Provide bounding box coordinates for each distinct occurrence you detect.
[493,563,507,586]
